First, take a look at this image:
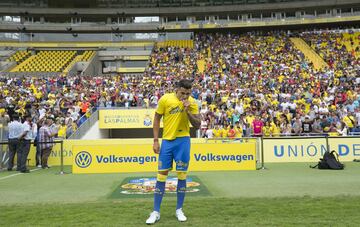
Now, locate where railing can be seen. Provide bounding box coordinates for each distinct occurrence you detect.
[0,140,65,174]
[248,132,360,137]
[68,108,99,140]
[0,72,62,77]
[0,108,99,142]
[0,126,5,169]
[0,125,4,141]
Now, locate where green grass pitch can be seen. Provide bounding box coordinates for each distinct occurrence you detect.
[1,162,360,226]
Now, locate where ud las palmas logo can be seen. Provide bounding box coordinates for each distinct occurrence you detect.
[120,177,200,194]
[75,151,92,168]
[143,113,152,126]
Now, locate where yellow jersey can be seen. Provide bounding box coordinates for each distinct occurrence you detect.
[156,93,199,140]
[234,127,243,138]
[343,115,355,128]
[262,126,271,137]
[271,125,281,137]
[221,128,229,138]
[245,115,255,125]
[213,129,222,138]
[57,125,67,138]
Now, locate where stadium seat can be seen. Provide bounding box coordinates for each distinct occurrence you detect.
[11,51,77,72]
[6,50,31,64]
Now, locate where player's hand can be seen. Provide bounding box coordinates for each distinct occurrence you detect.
[153,141,160,154]
[182,100,190,112]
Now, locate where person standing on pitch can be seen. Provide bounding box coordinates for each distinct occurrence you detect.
[19,115,37,173]
[38,118,58,169]
[7,114,23,171]
[146,79,201,224]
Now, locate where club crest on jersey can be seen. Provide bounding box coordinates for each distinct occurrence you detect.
[176,160,188,168]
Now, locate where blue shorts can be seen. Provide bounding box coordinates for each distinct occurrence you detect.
[158,137,190,172]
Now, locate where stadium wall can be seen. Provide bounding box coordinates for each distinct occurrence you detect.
[81,121,109,140]
[80,53,101,75]
[263,137,360,163]
[18,137,360,171]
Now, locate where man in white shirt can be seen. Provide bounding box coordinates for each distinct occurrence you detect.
[280,98,290,111]
[288,102,297,114]
[38,104,46,119]
[234,100,244,115]
[205,128,213,138]
[200,103,208,115]
[7,114,23,171]
[354,107,360,133]
[318,103,329,116]
[68,106,80,122]
[19,115,37,173]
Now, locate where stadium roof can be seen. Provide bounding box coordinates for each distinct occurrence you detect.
[0,0,358,9]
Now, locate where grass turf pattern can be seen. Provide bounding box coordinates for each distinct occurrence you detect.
[1,197,360,226]
[1,163,360,226]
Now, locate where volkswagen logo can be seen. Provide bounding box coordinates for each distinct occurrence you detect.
[75,151,92,168]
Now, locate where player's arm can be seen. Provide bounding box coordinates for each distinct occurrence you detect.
[183,100,201,129]
[153,112,162,154]
[186,112,201,129]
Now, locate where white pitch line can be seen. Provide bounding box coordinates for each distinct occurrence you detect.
[0,168,42,181]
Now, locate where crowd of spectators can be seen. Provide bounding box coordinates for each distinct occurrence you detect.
[0,76,93,139]
[147,31,360,137]
[0,30,359,139]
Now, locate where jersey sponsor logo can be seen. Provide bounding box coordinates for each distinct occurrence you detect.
[169,106,183,114]
[75,151,92,168]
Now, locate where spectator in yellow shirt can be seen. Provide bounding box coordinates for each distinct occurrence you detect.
[212,124,222,138]
[262,122,272,137]
[221,124,229,138]
[57,120,67,139]
[234,121,243,138]
[271,120,281,137]
[342,113,355,134]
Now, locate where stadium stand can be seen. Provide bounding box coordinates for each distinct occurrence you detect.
[1,2,360,227]
[157,40,194,49]
[290,37,328,70]
[301,32,359,73]
[6,50,31,64]
[11,51,77,72]
[0,29,359,139]
[143,31,359,137]
[79,51,95,61]
[0,0,359,140]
